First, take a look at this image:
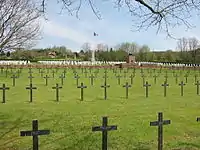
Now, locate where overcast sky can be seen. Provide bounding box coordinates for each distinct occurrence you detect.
[35,1,200,51]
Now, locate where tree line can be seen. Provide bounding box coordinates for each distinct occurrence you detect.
[1,37,200,64]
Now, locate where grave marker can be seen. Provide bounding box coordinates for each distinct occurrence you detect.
[153,74,158,84]
[129,74,135,85]
[101,82,110,100]
[184,74,188,83]
[92,117,117,150]
[179,81,186,96]
[161,81,169,97]
[116,74,122,85]
[89,74,95,86]
[20,120,50,150]
[52,83,62,102]
[0,84,9,103]
[77,82,87,101]
[44,75,50,86]
[150,112,171,150]
[59,74,65,85]
[26,84,37,102]
[28,75,34,84]
[195,81,200,95]
[11,74,18,87]
[143,81,151,98]
[74,74,80,86]
[123,82,131,99]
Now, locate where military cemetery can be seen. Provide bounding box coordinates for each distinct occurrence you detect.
[2,0,200,150]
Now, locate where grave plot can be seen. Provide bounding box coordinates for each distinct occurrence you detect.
[0,67,200,150]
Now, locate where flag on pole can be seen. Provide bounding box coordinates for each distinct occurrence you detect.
[94,32,98,36]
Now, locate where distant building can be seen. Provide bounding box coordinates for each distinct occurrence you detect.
[48,51,56,58]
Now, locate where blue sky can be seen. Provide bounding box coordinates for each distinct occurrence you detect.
[35,0,200,52]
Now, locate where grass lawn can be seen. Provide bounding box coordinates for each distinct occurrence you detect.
[1,67,200,150]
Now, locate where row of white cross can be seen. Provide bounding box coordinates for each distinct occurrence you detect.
[0,60,30,65]
[0,60,199,67]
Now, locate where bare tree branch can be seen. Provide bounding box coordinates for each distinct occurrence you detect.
[40,0,200,35]
[0,0,41,51]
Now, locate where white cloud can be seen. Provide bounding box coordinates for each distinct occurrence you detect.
[42,20,96,45]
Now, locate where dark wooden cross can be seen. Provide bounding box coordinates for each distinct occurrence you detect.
[161,81,169,97]
[89,74,95,86]
[116,74,122,85]
[28,75,34,84]
[174,74,179,84]
[129,74,135,85]
[11,74,18,87]
[77,82,87,101]
[141,74,146,85]
[103,73,109,84]
[63,69,67,78]
[28,68,33,74]
[26,84,37,102]
[194,74,198,83]
[44,75,50,86]
[153,74,158,84]
[52,83,62,102]
[59,74,65,85]
[164,74,168,82]
[40,70,44,77]
[101,82,110,100]
[92,117,117,150]
[51,70,56,78]
[123,82,131,99]
[150,112,171,150]
[0,84,9,103]
[74,74,80,86]
[179,81,186,96]
[195,81,200,95]
[20,120,50,150]
[143,81,151,98]
[184,74,189,83]
[84,69,88,77]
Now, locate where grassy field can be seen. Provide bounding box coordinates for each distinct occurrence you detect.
[1,67,200,150]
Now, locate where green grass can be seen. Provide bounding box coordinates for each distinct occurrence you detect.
[1,68,200,150]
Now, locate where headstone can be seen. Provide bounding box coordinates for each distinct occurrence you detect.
[20,120,50,150]
[161,81,169,97]
[77,82,87,101]
[178,81,186,96]
[26,84,37,102]
[123,82,131,99]
[143,81,151,98]
[0,84,9,103]
[92,117,117,150]
[52,83,62,102]
[150,112,171,150]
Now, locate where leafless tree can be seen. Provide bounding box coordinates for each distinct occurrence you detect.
[188,37,199,63]
[177,37,188,52]
[0,0,41,51]
[81,42,91,52]
[40,0,200,36]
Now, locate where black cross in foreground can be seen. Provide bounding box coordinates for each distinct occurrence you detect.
[11,74,18,86]
[161,81,169,97]
[52,83,62,102]
[0,84,9,103]
[20,120,50,150]
[26,84,37,102]
[179,81,186,96]
[195,81,200,95]
[77,82,87,101]
[92,117,117,150]
[150,112,171,150]
[143,81,151,98]
[123,82,131,99]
